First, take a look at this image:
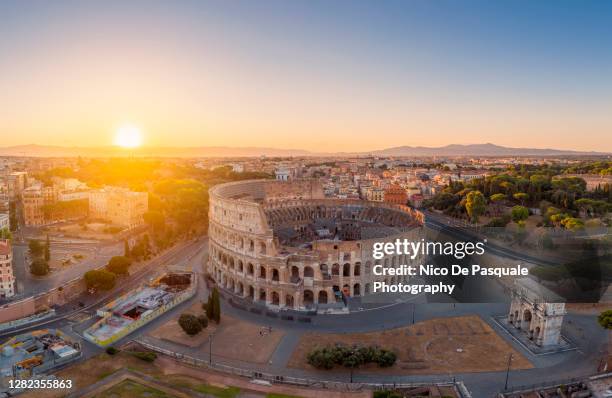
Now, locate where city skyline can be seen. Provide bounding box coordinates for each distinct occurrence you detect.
[1,0,612,152]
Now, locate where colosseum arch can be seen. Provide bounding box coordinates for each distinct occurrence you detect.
[318,290,328,304]
[303,290,314,306]
[285,294,295,308]
[332,263,340,276]
[271,291,280,305]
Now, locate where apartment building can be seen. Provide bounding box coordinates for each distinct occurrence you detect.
[22,186,45,226]
[0,239,15,298]
[384,184,408,205]
[0,213,9,230]
[89,187,148,228]
[7,171,27,200]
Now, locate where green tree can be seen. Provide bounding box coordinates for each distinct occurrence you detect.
[44,235,51,262]
[511,205,529,223]
[465,190,486,223]
[560,217,584,231]
[30,258,50,276]
[0,227,12,240]
[598,310,612,329]
[197,314,208,328]
[28,239,44,258]
[9,202,18,231]
[205,295,214,320]
[489,193,506,216]
[84,269,116,291]
[106,255,132,275]
[212,287,221,323]
[513,192,529,206]
[142,234,151,258]
[178,313,202,335]
[143,210,165,234]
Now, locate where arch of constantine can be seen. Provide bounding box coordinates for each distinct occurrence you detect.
[508,278,566,347]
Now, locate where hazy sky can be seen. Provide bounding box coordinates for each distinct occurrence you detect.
[1,0,611,151]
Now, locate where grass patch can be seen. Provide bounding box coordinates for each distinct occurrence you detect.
[193,384,241,398]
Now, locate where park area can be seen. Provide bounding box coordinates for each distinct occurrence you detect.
[149,305,285,364]
[44,221,125,241]
[288,315,532,374]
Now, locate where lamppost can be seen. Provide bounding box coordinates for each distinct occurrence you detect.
[348,347,357,383]
[209,333,214,365]
[504,353,513,390]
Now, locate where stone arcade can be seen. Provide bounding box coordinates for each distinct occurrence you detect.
[508,278,566,347]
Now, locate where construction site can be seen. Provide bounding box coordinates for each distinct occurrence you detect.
[0,329,81,380]
[84,272,196,347]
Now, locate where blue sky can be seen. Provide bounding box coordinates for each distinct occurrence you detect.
[0,0,611,151]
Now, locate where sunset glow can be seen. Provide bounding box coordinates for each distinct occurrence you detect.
[114,125,143,148]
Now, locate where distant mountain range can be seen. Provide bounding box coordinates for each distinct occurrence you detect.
[370,143,610,157]
[0,143,608,158]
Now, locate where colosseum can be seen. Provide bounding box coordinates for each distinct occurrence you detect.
[208,179,425,312]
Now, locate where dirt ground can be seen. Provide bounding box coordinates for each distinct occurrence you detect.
[288,315,533,374]
[150,302,216,348]
[45,221,124,240]
[149,307,284,364]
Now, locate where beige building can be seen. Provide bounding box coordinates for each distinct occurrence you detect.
[364,187,385,202]
[7,171,27,200]
[22,186,45,226]
[89,187,148,228]
[0,239,15,298]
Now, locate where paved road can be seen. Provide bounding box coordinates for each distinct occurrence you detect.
[9,241,123,299]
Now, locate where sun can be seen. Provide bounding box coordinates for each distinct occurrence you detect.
[114,124,143,148]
